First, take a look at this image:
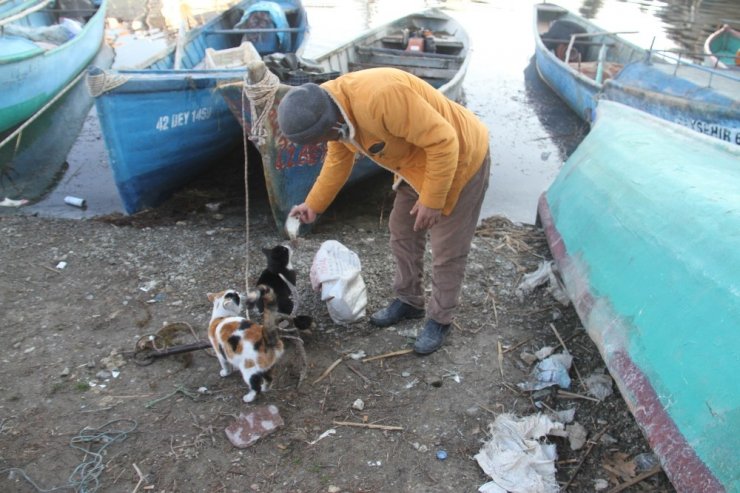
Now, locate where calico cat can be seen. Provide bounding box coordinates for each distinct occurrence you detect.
[255,245,297,316]
[207,287,284,403]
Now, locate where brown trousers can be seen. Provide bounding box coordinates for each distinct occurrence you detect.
[389,150,491,324]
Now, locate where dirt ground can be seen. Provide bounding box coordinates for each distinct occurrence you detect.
[0,158,677,493]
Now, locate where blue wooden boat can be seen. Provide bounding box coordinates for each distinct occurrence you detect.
[217,8,470,231]
[533,3,740,146]
[538,100,740,493]
[0,42,113,205]
[0,0,106,134]
[704,23,740,69]
[600,60,740,147]
[533,2,646,123]
[86,0,308,214]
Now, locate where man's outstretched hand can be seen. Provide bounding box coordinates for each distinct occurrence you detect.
[290,203,318,224]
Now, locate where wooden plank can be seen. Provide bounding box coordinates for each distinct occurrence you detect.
[348,61,456,82]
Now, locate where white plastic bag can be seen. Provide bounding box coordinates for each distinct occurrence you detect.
[310,240,367,325]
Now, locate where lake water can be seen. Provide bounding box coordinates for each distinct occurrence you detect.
[31,0,739,223]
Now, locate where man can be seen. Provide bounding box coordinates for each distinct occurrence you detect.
[277,67,490,355]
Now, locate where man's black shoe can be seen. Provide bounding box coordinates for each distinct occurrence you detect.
[413,320,450,355]
[369,299,424,327]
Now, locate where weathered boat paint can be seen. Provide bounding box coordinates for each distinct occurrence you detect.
[87,0,308,214]
[538,100,740,493]
[0,0,107,133]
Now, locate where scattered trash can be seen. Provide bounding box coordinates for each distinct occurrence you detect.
[205,202,221,212]
[396,327,418,338]
[225,405,284,448]
[197,386,208,394]
[634,452,660,472]
[584,371,614,401]
[603,452,637,482]
[566,422,587,450]
[64,195,86,208]
[475,413,564,493]
[352,398,365,411]
[600,433,618,445]
[348,350,366,360]
[442,370,461,383]
[404,377,419,389]
[0,197,29,207]
[551,407,576,424]
[95,370,112,381]
[535,346,555,360]
[436,450,448,460]
[593,478,610,490]
[519,351,538,365]
[515,260,570,306]
[310,240,367,325]
[139,280,158,292]
[518,352,573,391]
[367,460,382,467]
[308,428,336,446]
[55,261,67,270]
[412,442,428,453]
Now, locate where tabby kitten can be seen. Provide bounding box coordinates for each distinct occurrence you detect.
[207,287,284,403]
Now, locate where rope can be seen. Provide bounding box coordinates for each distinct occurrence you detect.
[0,418,138,493]
[239,66,278,292]
[85,70,130,98]
[242,67,280,146]
[241,71,251,294]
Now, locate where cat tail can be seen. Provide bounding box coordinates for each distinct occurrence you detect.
[278,272,299,317]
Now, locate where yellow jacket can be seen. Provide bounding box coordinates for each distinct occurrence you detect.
[304,67,489,216]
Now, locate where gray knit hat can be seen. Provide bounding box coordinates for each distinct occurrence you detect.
[277,83,340,144]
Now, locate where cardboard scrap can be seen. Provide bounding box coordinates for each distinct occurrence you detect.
[225,405,284,448]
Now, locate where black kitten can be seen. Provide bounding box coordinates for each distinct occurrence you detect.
[254,245,297,315]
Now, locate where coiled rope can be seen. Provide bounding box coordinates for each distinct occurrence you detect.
[241,67,280,146]
[0,418,138,492]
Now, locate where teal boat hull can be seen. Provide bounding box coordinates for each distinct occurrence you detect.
[538,100,740,492]
[0,41,112,205]
[0,0,107,133]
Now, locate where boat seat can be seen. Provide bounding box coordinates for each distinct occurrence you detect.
[355,46,464,62]
[570,61,623,81]
[380,34,464,51]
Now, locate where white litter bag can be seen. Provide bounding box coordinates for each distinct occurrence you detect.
[310,240,367,325]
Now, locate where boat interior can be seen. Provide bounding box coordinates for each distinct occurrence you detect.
[146,1,306,71]
[537,9,644,84]
[536,4,740,91]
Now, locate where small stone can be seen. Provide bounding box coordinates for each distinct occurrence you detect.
[96,370,112,380]
[352,398,365,410]
[60,367,70,377]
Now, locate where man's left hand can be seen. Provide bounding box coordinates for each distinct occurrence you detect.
[410,202,442,231]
